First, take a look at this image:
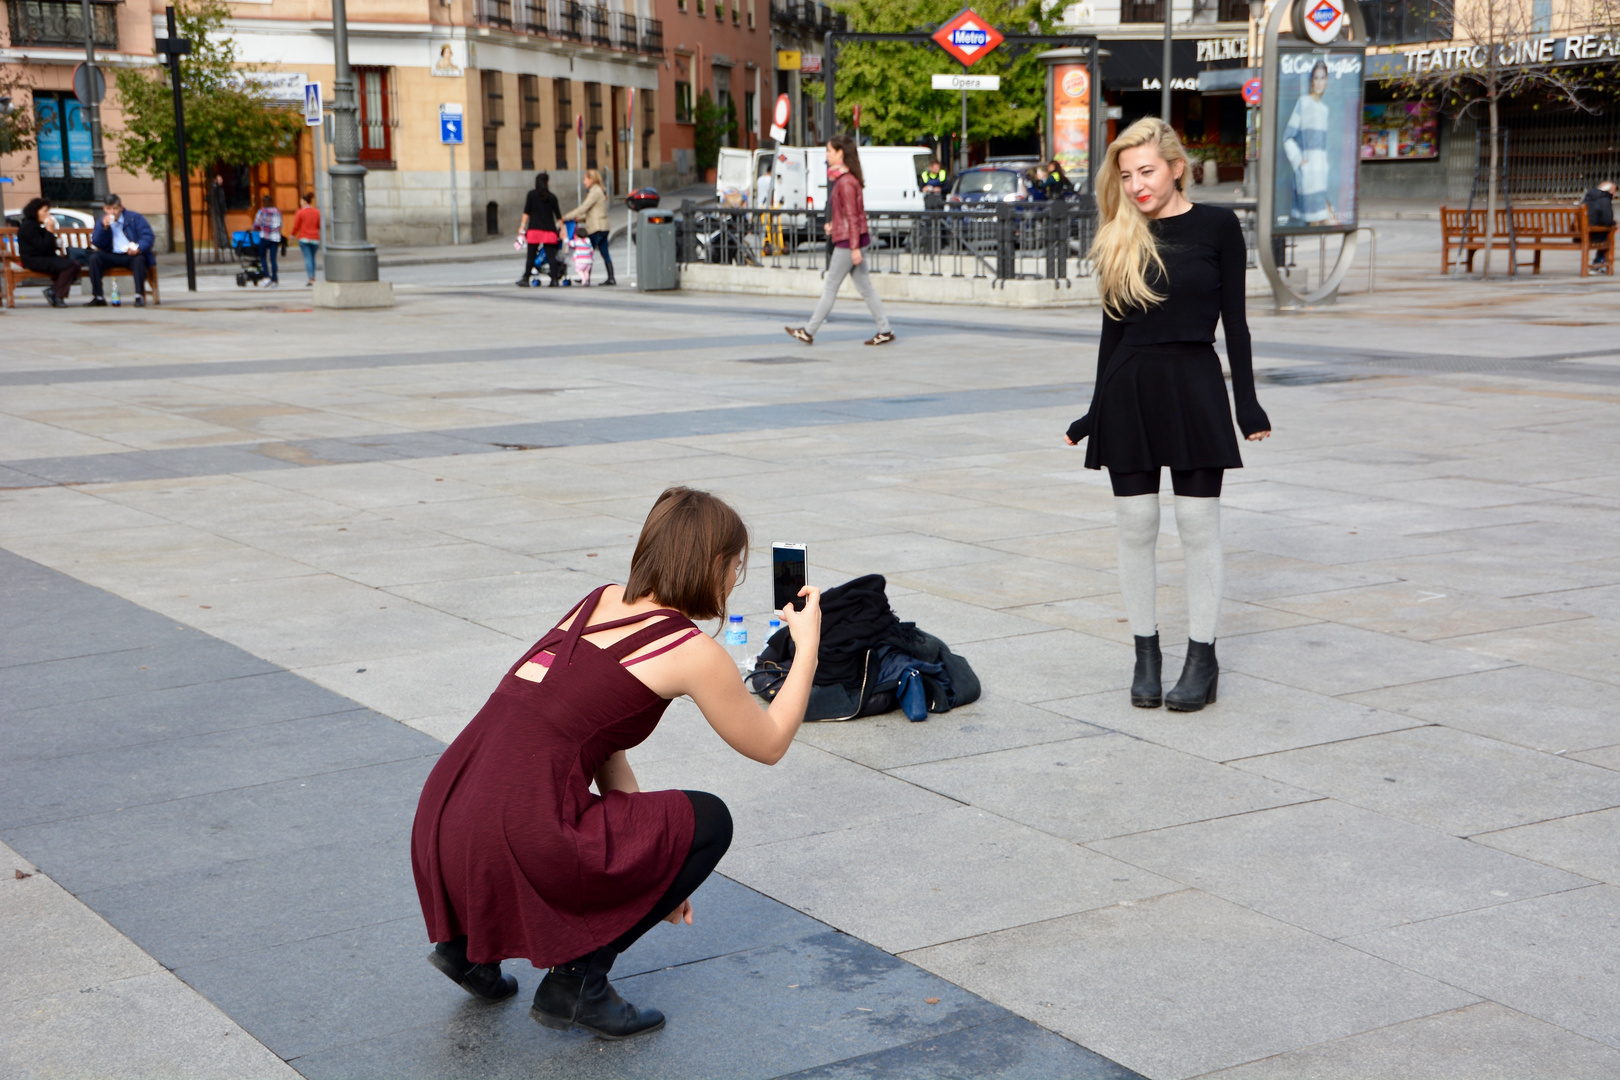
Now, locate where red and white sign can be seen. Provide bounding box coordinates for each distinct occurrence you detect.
[931,8,1004,69]
[769,93,790,142]
[800,54,822,74]
[852,103,861,129]
[1241,76,1263,105]
[1300,0,1346,44]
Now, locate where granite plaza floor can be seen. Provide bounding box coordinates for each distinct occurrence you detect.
[2,242,1619,1079]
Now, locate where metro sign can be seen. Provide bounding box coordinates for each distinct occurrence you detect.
[932,8,1004,68]
[1300,0,1347,44]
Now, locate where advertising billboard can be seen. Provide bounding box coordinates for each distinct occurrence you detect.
[1361,101,1437,160]
[1049,63,1091,189]
[35,97,65,179]
[1272,49,1362,233]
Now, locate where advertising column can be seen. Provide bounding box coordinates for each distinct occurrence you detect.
[1258,0,1368,307]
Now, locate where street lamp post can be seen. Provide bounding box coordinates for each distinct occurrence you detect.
[80,0,109,201]
[323,0,378,283]
[1161,0,1173,122]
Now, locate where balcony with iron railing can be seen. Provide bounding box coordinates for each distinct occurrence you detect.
[586,4,610,46]
[7,0,118,47]
[474,0,511,28]
[640,16,663,53]
[550,0,583,40]
[518,0,547,35]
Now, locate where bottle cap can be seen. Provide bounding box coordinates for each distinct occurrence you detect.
[729,614,743,622]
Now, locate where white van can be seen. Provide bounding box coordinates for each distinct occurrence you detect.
[716,147,776,207]
[767,145,934,212]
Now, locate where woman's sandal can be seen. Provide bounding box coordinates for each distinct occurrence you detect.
[785,326,814,344]
[865,332,895,346]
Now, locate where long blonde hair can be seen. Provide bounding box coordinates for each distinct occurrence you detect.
[1089,118,1189,318]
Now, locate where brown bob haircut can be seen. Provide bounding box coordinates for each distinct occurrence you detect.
[624,487,748,622]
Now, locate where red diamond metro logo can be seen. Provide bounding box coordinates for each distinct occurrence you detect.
[932,8,1005,69]
[1307,0,1341,31]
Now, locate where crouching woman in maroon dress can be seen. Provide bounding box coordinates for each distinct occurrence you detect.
[411,487,821,1039]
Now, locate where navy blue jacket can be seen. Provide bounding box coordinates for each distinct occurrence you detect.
[91,209,156,256]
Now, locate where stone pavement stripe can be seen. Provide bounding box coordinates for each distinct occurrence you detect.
[0,548,1139,1080]
[0,383,1090,489]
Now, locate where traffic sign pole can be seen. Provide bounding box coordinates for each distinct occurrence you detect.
[440,104,464,245]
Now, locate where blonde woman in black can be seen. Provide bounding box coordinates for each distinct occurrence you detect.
[1065,118,1271,712]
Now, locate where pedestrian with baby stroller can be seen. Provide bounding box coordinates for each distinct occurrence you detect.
[561,169,616,286]
[254,195,282,289]
[517,173,565,288]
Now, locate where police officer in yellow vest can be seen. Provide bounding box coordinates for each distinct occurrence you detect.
[920,158,949,209]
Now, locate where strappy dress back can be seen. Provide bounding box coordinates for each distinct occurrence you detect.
[412,585,700,967]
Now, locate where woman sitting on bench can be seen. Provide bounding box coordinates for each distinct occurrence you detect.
[17,198,80,308]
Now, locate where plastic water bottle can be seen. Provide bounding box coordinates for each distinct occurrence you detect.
[110,280,120,307]
[768,616,782,642]
[724,614,750,672]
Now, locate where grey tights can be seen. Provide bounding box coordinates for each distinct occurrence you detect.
[1112,493,1225,645]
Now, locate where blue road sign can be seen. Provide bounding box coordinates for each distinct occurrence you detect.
[440,104,464,145]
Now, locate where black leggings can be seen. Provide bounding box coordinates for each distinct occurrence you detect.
[1108,467,1224,499]
[606,790,732,954]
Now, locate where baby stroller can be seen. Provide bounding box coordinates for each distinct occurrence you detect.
[232,230,268,288]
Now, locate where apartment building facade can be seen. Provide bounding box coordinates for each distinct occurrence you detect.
[1,0,168,240]
[652,0,771,181]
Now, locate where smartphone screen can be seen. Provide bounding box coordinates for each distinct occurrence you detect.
[773,543,808,612]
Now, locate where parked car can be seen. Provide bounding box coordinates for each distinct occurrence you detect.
[4,206,96,231]
[948,164,1040,206]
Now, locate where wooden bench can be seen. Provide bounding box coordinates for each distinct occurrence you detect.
[1,226,162,307]
[1440,205,1615,277]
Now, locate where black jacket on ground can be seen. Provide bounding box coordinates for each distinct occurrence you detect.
[747,574,980,721]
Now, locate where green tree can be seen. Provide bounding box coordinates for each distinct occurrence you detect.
[1,69,38,161]
[693,90,737,170]
[111,0,303,183]
[831,0,1062,149]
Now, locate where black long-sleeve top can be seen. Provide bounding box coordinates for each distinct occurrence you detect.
[522,188,562,233]
[17,215,62,261]
[1070,203,1269,441]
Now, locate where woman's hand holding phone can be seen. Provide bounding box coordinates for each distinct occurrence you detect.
[781,586,821,660]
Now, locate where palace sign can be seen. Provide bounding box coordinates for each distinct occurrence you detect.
[932,8,1004,69]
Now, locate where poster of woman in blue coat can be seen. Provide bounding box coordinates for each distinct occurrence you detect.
[1274,51,1362,232]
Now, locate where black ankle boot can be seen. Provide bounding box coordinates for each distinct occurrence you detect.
[1165,640,1218,712]
[531,947,665,1039]
[427,937,519,1001]
[1132,634,1163,708]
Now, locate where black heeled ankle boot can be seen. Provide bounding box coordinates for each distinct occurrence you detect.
[427,937,519,1001]
[1132,634,1163,708]
[531,946,665,1039]
[1165,640,1218,712]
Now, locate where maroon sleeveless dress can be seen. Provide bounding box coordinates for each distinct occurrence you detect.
[411,586,699,967]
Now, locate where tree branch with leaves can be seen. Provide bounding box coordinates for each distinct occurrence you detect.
[832,0,1063,153]
[111,0,304,187]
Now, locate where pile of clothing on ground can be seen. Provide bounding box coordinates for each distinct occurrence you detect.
[746,574,980,722]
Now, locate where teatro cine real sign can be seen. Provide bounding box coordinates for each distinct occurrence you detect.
[1400,31,1619,73]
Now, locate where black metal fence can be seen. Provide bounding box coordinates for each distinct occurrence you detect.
[674,201,1278,285]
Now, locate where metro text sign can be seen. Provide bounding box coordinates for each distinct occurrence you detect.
[932,8,1004,68]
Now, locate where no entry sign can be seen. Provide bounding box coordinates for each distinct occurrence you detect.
[932,8,1004,69]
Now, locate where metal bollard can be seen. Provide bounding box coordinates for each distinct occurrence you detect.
[996,202,1016,282]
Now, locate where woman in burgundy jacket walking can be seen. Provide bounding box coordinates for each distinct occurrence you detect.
[786,134,895,346]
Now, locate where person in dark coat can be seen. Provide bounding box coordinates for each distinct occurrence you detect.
[517,172,565,287]
[1065,118,1271,714]
[1584,179,1615,269]
[412,487,822,1040]
[87,193,155,307]
[16,198,80,307]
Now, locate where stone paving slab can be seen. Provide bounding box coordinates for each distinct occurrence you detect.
[907,889,1479,1080]
[1199,1002,1620,1080]
[1345,886,1620,1050]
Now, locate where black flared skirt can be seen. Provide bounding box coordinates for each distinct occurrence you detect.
[1083,341,1244,473]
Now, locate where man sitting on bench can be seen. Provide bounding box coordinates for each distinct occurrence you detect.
[1585,180,1615,271]
[88,194,154,307]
